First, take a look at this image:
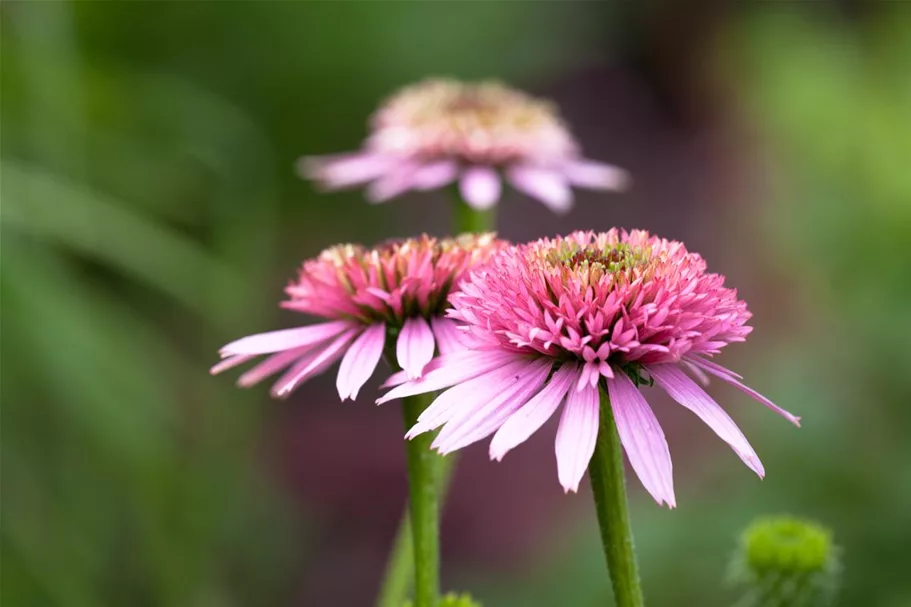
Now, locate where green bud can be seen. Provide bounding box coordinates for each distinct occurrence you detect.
[402,591,481,607]
[730,516,841,607]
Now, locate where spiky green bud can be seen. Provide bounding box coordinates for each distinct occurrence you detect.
[730,516,841,607]
[402,591,481,607]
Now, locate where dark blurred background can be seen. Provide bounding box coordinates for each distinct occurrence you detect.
[2,2,910,606]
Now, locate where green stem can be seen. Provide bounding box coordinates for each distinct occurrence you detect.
[376,454,457,607]
[588,386,645,607]
[376,192,490,606]
[401,393,442,607]
[452,197,495,234]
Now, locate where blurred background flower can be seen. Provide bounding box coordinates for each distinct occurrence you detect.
[2,2,909,606]
[301,78,628,212]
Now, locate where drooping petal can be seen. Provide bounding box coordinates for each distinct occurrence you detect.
[270,328,359,398]
[685,356,743,379]
[490,363,580,461]
[396,316,436,379]
[682,360,711,386]
[219,320,354,356]
[377,350,521,402]
[432,359,552,454]
[607,372,677,507]
[506,165,573,214]
[237,346,312,387]
[686,358,801,426]
[459,166,502,210]
[412,160,459,190]
[577,361,600,391]
[210,355,255,375]
[366,165,419,203]
[298,152,394,189]
[554,382,599,492]
[560,159,630,191]
[648,364,765,477]
[336,323,386,401]
[405,358,534,438]
[430,317,466,355]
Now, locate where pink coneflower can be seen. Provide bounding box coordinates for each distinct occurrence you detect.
[378,230,800,505]
[212,233,506,401]
[300,79,629,214]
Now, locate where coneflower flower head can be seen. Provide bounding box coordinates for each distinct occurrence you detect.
[379,230,799,504]
[213,233,506,401]
[301,79,629,213]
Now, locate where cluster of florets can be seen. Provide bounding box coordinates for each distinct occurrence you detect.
[367,78,579,166]
[450,229,752,371]
[285,232,506,326]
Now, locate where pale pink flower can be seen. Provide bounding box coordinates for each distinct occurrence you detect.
[212,233,506,401]
[378,230,800,505]
[300,79,629,214]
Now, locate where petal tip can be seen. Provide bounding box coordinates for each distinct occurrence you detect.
[489,448,506,462]
[561,482,581,494]
[613,170,633,191]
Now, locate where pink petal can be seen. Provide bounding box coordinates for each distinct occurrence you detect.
[506,165,573,214]
[405,358,534,438]
[577,361,600,391]
[377,350,520,403]
[648,364,765,477]
[237,345,312,387]
[430,317,467,355]
[490,363,580,461]
[432,359,552,454]
[412,160,459,190]
[554,382,600,492]
[682,360,711,386]
[685,356,743,379]
[561,159,630,191]
[459,166,502,210]
[210,355,254,375]
[366,165,419,203]
[270,328,359,398]
[336,323,386,401]
[686,359,801,426]
[219,320,354,356]
[396,316,435,380]
[606,372,676,507]
[298,152,393,189]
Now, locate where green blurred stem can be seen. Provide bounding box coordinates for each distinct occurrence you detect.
[377,193,488,607]
[400,393,442,607]
[376,453,456,607]
[452,196,495,234]
[589,387,645,607]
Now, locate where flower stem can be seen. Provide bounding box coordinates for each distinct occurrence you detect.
[376,454,457,607]
[377,195,491,606]
[401,393,442,607]
[588,386,645,607]
[452,197,495,234]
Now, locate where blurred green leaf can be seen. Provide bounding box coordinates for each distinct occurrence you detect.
[1,160,237,318]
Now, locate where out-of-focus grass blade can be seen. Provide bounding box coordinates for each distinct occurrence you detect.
[1,160,238,319]
[1,233,176,457]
